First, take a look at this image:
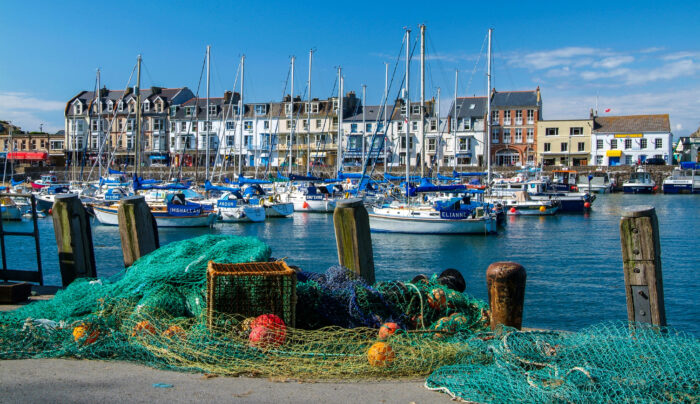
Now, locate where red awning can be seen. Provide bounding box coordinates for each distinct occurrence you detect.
[7,151,48,161]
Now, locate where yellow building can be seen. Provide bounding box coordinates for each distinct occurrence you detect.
[536,118,593,166]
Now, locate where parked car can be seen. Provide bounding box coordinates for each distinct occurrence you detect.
[644,158,666,165]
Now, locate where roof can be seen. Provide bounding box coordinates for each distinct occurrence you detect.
[345,105,392,122]
[492,90,540,108]
[447,97,487,119]
[593,114,671,133]
[66,87,194,116]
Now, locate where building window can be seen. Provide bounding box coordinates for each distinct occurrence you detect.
[411,121,418,131]
[255,104,267,115]
[462,119,470,130]
[544,143,551,152]
[153,119,162,131]
[155,102,163,113]
[202,121,212,131]
[515,128,522,143]
[503,110,511,124]
[118,101,124,112]
[578,142,585,152]
[332,100,339,111]
[91,119,99,131]
[610,139,617,149]
[458,138,468,151]
[127,119,134,131]
[640,138,648,148]
[244,135,252,147]
[315,119,322,129]
[129,102,136,113]
[208,105,217,115]
[561,143,568,152]
[625,155,633,165]
[655,138,662,149]
[411,105,420,114]
[546,127,558,136]
[491,111,498,123]
[244,121,253,131]
[427,138,436,151]
[226,135,235,147]
[73,102,82,114]
[596,139,603,149]
[527,110,535,124]
[285,103,293,115]
[596,155,603,165]
[225,121,235,130]
[143,101,150,112]
[264,121,270,130]
[311,103,319,113]
[570,127,583,136]
[430,120,437,131]
[503,129,511,143]
[185,106,194,117]
[366,123,372,132]
[624,139,632,149]
[515,110,523,124]
[179,122,187,132]
[527,128,534,143]
[492,130,499,143]
[397,121,403,131]
[350,123,358,133]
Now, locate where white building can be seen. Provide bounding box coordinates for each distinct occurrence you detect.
[591,114,673,166]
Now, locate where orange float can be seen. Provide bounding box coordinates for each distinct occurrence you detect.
[378,322,400,340]
[132,320,156,336]
[367,342,395,367]
[427,288,447,310]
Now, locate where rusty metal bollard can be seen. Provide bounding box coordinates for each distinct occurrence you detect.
[486,262,526,330]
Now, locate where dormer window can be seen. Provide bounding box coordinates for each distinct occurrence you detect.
[73,102,82,115]
[143,100,150,112]
[129,101,136,113]
[254,104,267,115]
[185,106,194,117]
[155,101,163,113]
[285,103,293,115]
[208,105,217,115]
[118,101,124,112]
[400,105,407,115]
[332,100,339,111]
[411,105,420,114]
[107,101,114,112]
[311,103,319,113]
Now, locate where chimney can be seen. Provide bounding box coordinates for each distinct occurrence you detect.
[125,87,133,96]
[224,91,232,103]
[99,86,109,97]
[536,86,541,103]
[150,86,162,95]
[590,108,594,119]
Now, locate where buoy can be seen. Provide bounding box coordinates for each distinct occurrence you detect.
[539,206,546,212]
[584,202,591,209]
[132,320,157,336]
[509,207,517,214]
[427,288,447,310]
[248,314,286,348]
[48,209,52,215]
[162,325,186,340]
[378,322,400,340]
[367,342,395,367]
[73,324,99,344]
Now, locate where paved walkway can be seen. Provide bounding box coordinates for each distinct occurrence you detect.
[0,359,454,403]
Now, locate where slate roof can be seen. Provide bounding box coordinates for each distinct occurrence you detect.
[345,105,392,122]
[447,97,487,119]
[492,90,540,108]
[593,114,671,133]
[66,87,193,115]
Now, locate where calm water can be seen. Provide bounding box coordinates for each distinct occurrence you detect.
[2,194,698,335]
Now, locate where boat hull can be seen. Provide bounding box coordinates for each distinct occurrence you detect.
[507,204,559,216]
[93,206,216,227]
[622,185,655,194]
[662,182,698,194]
[218,206,266,222]
[264,202,294,217]
[368,213,497,234]
[292,198,336,213]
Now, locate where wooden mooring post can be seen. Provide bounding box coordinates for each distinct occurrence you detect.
[333,198,375,284]
[118,196,159,267]
[52,194,97,287]
[486,262,526,330]
[620,205,666,326]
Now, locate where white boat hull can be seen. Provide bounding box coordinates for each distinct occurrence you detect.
[93,206,216,227]
[264,202,294,217]
[218,205,266,222]
[291,198,336,213]
[368,212,497,234]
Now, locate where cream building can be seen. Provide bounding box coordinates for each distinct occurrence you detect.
[536,118,593,166]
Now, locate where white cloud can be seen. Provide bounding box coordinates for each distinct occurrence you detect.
[624,59,699,85]
[676,123,683,130]
[0,92,65,133]
[514,47,603,70]
[593,55,634,69]
[580,68,631,81]
[663,51,700,61]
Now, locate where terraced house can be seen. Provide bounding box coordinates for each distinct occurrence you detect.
[590,114,672,166]
[536,117,593,166]
[64,87,195,166]
[489,88,542,166]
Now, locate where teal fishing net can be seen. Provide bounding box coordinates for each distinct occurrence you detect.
[426,322,700,402]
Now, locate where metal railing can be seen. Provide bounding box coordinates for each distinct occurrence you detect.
[0,193,43,285]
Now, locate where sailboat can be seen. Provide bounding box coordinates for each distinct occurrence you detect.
[368,27,497,234]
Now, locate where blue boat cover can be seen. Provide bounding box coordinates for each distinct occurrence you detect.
[204,180,240,193]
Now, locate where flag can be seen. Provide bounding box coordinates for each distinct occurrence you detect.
[302,201,309,209]
[605,108,611,113]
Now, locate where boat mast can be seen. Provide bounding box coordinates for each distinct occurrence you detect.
[436,87,440,170]
[336,67,343,175]
[405,28,411,201]
[486,28,492,186]
[453,69,457,171]
[307,49,312,175]
[420,24,425,178]
[362,84,366,169]
[2,121,11,183]
[288,56,295,176]
[134,54,142,180]
[383,62,389,174]
[239,54,245,177]
[97,68,102,180]
[205,45,210,180]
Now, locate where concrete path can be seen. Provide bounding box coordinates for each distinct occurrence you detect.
[0,359,454,403]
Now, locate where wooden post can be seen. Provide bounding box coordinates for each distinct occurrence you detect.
[486,261,526,330]
[620,205,666,326]
[52,194,97,287]
[118,195,159,267]
[333,198,375,284]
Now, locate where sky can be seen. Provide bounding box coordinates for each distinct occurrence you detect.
[1,0,699,135]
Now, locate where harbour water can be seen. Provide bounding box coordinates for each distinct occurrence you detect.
[2,194,698,335]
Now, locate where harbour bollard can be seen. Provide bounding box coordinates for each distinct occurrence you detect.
[51,194,97,287]
[486,262,526,330]
[620,205,666,326]
[118,195,160,267]
[333,198,375,284]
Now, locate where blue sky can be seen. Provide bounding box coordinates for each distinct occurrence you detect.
[1,0,699,135]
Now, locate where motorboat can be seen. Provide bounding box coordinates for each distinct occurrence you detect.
[0,196,22,220]
[623,167,656,194]
[577,172,613,194]
[662,163,699,194]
